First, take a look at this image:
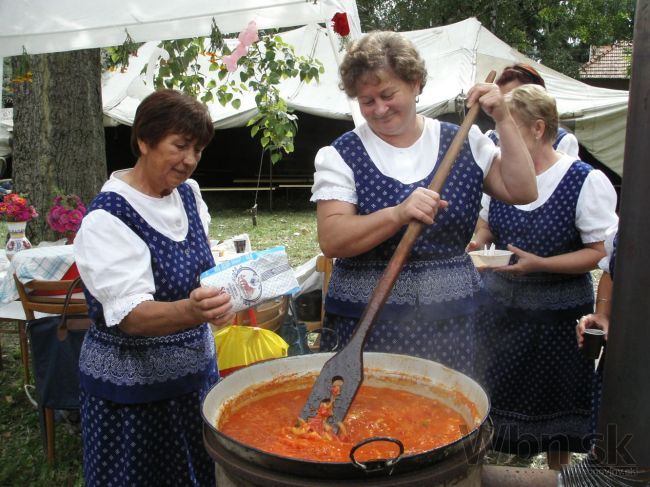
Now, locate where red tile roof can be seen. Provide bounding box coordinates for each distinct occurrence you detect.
[579,41,632,79]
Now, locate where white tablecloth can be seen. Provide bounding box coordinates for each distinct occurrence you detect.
[0,244,75,304]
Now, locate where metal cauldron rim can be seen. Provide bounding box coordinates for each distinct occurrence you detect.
[202,352,491,479]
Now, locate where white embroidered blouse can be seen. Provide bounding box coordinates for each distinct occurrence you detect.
[311,118,499,203]
[74,170,211,327]
[480,154,618,244]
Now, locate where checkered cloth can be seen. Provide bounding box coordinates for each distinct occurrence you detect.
[0,244,75,304]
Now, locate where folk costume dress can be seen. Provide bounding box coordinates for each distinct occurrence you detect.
[311,118,499,378]
[74,172,218,487]
[479,155,618,455]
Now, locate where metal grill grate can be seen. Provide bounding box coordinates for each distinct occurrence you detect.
[560,458,650,486]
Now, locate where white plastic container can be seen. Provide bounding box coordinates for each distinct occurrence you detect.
[468,249,513,268]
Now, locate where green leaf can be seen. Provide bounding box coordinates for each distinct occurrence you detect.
[270,152,282,164]
[232,98,241,109]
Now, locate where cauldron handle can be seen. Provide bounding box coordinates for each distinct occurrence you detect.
[349,436,404,474]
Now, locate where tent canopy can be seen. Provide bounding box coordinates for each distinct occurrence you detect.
[102,18,629,175]
[0,0,361,57]
[0,1,627,175]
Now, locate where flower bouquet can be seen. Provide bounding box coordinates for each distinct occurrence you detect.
[0,193,38,223]
[0,193,38,259]
[46,194,86,243]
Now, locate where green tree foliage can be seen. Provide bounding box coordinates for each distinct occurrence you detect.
[105,23,323,164]
[355,0,634,77]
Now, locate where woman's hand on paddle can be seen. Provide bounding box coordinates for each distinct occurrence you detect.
[466,82,509,123]
[394,187,448,226]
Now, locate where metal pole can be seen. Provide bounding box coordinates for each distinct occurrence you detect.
[595,0,650,469]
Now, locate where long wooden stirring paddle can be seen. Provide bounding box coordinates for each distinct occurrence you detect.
[299,71,498,431]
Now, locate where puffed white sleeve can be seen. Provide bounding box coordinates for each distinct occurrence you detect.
[310,145,357,204]
[557,132,580,159]
[187,178,211,235]
[576,170,619,243]
[74,210,155,327]
[598,224,619,272]
[479,193,492,223]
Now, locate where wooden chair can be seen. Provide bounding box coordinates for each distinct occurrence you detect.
[14,275,88,465]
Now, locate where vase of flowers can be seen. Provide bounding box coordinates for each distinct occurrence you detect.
[0,193,38,260]
[46,193,86,244]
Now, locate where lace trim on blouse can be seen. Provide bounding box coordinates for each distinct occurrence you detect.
[311,186,357,204]
[103,293,154,327]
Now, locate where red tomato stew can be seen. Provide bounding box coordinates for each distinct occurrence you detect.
[217,376,472,463]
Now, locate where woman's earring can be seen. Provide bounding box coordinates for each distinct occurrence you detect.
[415,96,420,103]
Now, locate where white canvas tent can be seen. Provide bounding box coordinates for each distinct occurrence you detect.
[0,0,361,57]
[0,1,627,175]
[101,18,629,175]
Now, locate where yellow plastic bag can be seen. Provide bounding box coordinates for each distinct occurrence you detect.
[214,325,289,377]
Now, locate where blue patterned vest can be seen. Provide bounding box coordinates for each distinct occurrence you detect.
[488,127,570,151]
[325,122,486,321]
[484,160,594,315]
[78,183,217,404]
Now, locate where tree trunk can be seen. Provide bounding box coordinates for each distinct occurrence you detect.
[11,49,106,244]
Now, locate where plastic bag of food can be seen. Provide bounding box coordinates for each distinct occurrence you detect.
[200,246,300,313]
[214,325,289,376]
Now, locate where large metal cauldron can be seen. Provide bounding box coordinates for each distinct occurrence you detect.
[202,352,490,482]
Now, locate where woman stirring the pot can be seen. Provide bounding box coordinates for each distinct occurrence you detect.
[472,84,618,468]
[74,90,234,486]
[311,31,537,378]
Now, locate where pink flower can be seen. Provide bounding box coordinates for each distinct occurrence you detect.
[234,43,248,58]
[0,193,37,222]
[238,21,259,47]
[46,193,86,235]
[223,54,239,72]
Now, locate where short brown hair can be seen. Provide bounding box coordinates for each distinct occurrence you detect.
[496,64,546,89]
[130,89,214,157]
[338,31,427,98]
[506,84,558,144]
